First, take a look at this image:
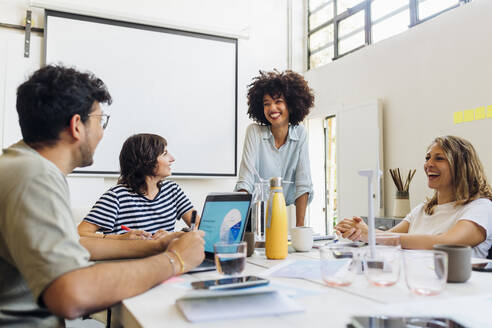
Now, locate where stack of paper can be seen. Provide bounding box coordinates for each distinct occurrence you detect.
[176,287,304,322]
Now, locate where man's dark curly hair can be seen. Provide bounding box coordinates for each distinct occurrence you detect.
[118,134,167,195]
[247,70,314,125]
[16,65,112,146]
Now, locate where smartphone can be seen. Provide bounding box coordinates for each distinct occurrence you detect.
[472,262,492,272]
[191,276,269,290]
[350,316,466,328]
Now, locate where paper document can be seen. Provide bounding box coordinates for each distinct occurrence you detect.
[176,288,304,322]
[262,259,346,280]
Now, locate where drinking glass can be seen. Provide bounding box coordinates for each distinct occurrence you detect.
[251,181,269,241]
[363,245,401,287]
[403,250,448,296]
[214,241,247,276]
[319,244,358,286]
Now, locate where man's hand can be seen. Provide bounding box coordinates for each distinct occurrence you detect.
[166,230,205,273]
[154,231,184,252]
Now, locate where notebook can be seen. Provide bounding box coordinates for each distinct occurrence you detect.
[176,287,304,322]
[188,193,252,273]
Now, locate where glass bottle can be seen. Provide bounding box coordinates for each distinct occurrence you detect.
[265,177,288,259]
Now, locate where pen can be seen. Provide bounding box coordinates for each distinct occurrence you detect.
[121,225,131,232]
[190,210,197,231]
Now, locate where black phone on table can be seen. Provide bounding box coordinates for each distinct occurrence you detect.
[472,262,492,272]
[191,276,269,290]
[350,316,466,328]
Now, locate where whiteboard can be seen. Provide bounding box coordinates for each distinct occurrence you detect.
[337,100,384,220]
[45,10,237,176]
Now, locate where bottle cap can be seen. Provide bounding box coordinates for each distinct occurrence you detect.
[269,177,282,188]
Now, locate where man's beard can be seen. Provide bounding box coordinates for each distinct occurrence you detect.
[78,139,94,167]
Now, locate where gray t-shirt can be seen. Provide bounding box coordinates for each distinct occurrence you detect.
[0,141,92,327]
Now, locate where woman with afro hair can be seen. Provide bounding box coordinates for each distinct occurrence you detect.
[235,70,315,227]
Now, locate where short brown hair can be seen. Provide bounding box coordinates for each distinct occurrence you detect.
[117,134,167,194]
[247,70,314,125]
[424,135,492,215]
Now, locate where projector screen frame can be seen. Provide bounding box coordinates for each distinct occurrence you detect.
[44,9,238,177]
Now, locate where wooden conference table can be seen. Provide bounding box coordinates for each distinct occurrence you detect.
[115,248,492,328]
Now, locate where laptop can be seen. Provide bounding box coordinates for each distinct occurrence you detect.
[188,193,252,273]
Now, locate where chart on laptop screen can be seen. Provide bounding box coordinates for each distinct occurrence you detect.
[200,201,251,253]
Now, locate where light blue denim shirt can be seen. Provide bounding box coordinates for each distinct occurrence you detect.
[234,123,313,206]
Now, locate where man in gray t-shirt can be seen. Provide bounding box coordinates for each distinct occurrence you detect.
[0,65,205,327]
[0,141,92,327]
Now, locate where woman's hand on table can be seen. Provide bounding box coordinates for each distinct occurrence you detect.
[152,229,171,240]
[334,216,368,242]
[119,229,152,240]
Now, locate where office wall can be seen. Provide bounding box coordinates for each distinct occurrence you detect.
[0,0,306,219]
[305,0,492,216]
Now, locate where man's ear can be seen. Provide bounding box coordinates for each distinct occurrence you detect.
[68,114,84,142]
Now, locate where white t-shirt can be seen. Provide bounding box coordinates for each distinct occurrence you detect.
[404,198,492,258]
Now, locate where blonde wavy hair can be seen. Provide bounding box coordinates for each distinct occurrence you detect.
[424,135,492,215]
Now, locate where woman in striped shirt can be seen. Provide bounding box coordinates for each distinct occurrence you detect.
[78,134,198,240]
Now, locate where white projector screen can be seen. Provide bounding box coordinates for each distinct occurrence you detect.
[45,10,237,176]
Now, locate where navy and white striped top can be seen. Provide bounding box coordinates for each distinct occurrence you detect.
[83,180,193,235]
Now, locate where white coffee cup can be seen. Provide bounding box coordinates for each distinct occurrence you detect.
[291,226,313,252]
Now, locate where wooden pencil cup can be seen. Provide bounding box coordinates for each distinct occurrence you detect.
[393,191,410,218]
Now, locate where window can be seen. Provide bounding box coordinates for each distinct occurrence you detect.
[309,2,334,30]
[418,0,461,21]
[337,0,363,14]
[308,0,471,69]
[338,10,365,55]
[308,1,335,66]
[371,0,410,43]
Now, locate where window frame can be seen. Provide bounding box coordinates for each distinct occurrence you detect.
[308,0,471,69]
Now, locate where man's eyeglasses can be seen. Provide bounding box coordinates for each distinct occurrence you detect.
[88,113,110,129]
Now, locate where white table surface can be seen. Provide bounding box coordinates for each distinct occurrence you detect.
[118,249,492,328]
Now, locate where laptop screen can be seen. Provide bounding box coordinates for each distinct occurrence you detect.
[198,194,252,254]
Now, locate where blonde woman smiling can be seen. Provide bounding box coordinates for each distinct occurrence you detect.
[335,136,492,258]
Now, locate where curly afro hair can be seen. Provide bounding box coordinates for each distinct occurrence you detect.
[247,70,314,126]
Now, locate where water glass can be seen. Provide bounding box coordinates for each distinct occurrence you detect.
[403,250,448,296]
[214,241,247,276]
[363,245,401,287]
[251,181,269,240]
[319,245,358,287]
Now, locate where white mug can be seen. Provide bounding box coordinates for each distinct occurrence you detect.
[291,226,313,252]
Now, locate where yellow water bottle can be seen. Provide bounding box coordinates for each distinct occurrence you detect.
[265,177,288,259]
